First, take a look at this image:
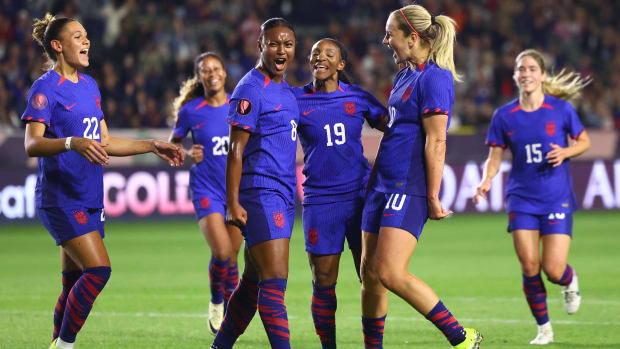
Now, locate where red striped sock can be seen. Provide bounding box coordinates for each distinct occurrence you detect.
[362,315,385,349]
[425,301,466,346]
[258,278,290,349]
[213,277,258,349]
[52,270,82,340]
[58,266,111,343]
[523,273,549,325]
[311,283,337,348]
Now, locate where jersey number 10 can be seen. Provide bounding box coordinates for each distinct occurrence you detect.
[525,143,543,163]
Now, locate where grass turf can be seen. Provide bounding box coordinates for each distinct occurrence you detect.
[1,211,619,348]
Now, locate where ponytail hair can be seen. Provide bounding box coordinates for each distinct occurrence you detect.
[391,5,462,82]
[321,38,353,85]
[32,13,75,70]
[515,49,591,102]
[172,52,226,121]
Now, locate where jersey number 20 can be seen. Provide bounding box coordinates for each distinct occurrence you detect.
[82,117,100,139]
[212,136,229,155]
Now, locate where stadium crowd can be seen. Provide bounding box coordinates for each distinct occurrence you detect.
[1,0,619,132]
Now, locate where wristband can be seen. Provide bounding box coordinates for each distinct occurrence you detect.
[65,137,72,151]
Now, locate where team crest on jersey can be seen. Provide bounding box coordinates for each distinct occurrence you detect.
[344,101,355,115]
[509,212,515,221]
[272,211,285,228]
[308,229,318,245]
[31,93,48,110]
[237,99,252,115]
[73,210,88,225]
[402,87,413,102]
[545,121,556,136]
[200,197,211,209]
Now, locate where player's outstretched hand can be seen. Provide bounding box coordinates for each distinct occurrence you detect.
[546,143,568,167]
[226,202,247,229]
[152,140,184,167]
[473,179,491,204]
[428,197,453,220]
[189,144,204,163]
[71,137,109,166]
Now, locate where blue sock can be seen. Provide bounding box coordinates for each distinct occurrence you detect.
[53,270,82,340]
[549,264,573,286]
[258,278,290,349]
[311,283,337,348]
[59,266,111,343]
[362,315,385,349]
[224,263,239,310]
[425,301,467,346]
[523,273,549,325]
[213,277,259,349]
[209,257,229,304]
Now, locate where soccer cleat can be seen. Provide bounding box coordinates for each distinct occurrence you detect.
[529,322,554,345]
[48,339,60,349]
[208,301,225,335]
[452,328,483,349]
[561,272,581,314]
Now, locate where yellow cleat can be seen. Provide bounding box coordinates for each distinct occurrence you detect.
[48,339,61,349]
[452,328,483,349]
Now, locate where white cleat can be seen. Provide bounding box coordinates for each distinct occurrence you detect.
[208,301,224,336]
[530,322,554,345]
[561,272,581,314]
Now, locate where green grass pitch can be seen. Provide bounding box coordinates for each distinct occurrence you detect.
[1,211,619,348]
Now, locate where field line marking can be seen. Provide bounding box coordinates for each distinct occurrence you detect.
[1,309,619,326]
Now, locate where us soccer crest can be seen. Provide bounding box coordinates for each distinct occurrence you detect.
[545,121,556,136]
[73,210,88,225]
[308,229,318,245]
[344,101,355,115]
[272,211,285,228]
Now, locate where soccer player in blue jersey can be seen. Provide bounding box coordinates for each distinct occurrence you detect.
[168,52,243,335]
[292,38,387,348]
[210,18,299,349]
[24,14,184,349]
[359,5,482,349]
[474,49,591,345]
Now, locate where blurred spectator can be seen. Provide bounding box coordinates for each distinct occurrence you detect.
[0,0,618,131]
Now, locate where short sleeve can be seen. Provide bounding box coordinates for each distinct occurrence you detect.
[21,79,53,126]
[227,83,262,133]
[172,106,190,140]
[485,110,507,148]
[419,70,454,117]
[564,103,584,139]
[360,89,387,129]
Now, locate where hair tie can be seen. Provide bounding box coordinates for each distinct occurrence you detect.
[399,8,430,41]
[431,15,436,25]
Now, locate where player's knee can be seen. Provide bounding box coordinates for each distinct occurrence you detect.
[376,264,402,292]
[520,259,540,276]
[542,263,564,282]
[360,260,379,285]
[313,269,336,287]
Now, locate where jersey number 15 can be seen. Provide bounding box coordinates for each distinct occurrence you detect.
[525,143,543,163]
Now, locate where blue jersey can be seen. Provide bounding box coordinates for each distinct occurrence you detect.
[372,62,454,196]
[172,96,230,202]
[227,69,300,203]
[21,70,104,208]
[293,82,386,204]
[486,95,584,214]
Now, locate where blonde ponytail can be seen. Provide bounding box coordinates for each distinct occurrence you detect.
[393,5,462,82]
[516,49,591,102]
[172,76,203,122]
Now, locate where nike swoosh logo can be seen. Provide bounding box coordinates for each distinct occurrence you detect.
[303,109,315,116]
[274,104,282,111]
[507,130,516,136]
[195,121,207,129]
[65,103,76,110]
[383,213,395,217]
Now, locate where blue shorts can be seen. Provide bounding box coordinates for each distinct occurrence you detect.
[508,211,573,237]
[239,189,295,248]
[361,190,428,240]
[302,197,364,255]
[192,196,226,221]
[38,207,105,245]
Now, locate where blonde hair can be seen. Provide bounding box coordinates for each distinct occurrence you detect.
[392,5,462,82]
[32,13,75,70]
[172,52,226,121]
[516,49,591,102]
